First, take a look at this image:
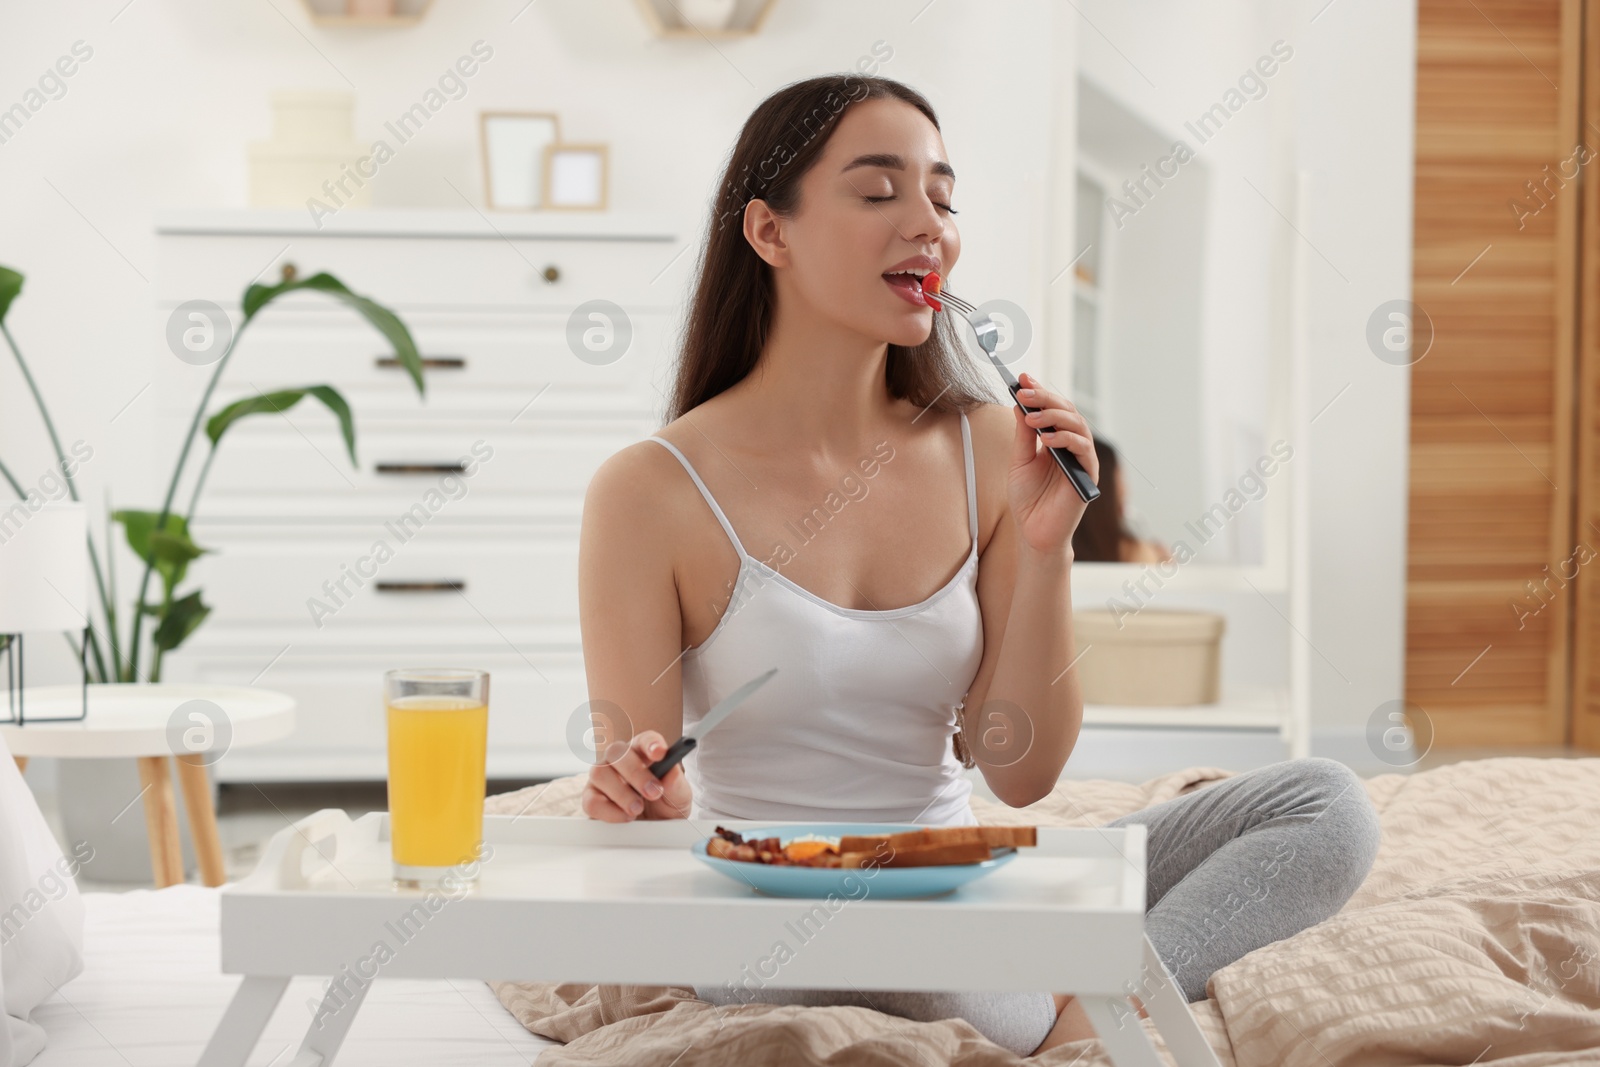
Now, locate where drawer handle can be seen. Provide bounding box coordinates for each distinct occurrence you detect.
[541,265,560,283]
[376,356,466,370]
[375,462,467,475]
[375,580,467,594]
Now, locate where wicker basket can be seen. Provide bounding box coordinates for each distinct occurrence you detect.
[1072,609,1225,706]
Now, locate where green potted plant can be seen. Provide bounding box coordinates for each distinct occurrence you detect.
[0,263,425,684]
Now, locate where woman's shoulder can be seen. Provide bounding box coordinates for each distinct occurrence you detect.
[585,427,701,529]
[959,401,1015,474]
[961,399,1015,441]
[589,397,748,527]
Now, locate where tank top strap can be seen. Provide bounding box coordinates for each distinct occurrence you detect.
[959,410,977,543]
[645,436,751,560]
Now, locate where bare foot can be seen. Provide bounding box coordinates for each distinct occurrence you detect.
[1030,994,1151,1057]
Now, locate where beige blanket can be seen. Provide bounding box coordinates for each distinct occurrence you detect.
[484,757,1600,1065]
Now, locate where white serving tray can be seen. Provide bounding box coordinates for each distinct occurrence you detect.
[201,810,1222,1067]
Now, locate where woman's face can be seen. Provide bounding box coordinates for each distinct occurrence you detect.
[756,96,961,349]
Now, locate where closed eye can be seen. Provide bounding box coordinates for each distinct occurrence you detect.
[862,194,958,214]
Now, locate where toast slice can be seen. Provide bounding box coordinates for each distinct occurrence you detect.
[837,825,1037,854]
[838,840,994,868]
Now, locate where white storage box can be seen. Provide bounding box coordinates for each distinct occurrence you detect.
[1072,609,1225,706]
[248,89,368,208]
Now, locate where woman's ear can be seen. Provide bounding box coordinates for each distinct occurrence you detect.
[743,198,790,269]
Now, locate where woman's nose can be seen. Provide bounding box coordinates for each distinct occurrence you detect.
[906,199,946,243]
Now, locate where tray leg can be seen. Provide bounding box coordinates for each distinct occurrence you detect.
[1076,933,1223,1067]
[282,971,374,1067]
[1138,934,1222,1067]
[197,975,290,1067]
[1077,996,1168,1067]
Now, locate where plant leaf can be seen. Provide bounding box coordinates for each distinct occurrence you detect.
[148,528,207,567]
[205,385,357,465]
[0,266,21,325]
[240,271,425,396]
[152,591,211,653]
[113,509,173,566]
[305,385,355,464]
[112,510,208,595]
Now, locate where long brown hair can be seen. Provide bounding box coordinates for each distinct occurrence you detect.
[1072,437,1137,561]
[663,73,996,424]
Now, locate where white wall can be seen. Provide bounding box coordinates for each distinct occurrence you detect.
[1295,0,1415,766]
[0,0,1056,458]
[0,0,1058,671]
[0,0,1412,772]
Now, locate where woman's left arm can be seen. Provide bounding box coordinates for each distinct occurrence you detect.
[960,373,1099,808]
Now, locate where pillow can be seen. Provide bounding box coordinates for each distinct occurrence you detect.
[0,736,86,1067]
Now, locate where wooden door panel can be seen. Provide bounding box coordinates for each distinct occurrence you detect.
[1409,0,1580,746]
[1569,0,1600,749]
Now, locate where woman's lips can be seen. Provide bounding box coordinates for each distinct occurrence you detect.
[883,273,931,307]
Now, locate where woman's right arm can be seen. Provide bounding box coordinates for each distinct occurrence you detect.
[576,443,694,822]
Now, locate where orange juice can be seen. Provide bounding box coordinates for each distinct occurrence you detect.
[386,695,488,869]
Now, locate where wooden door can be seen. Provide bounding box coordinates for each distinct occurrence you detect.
[1408,0,1582,746]
[1570,0,1600,749]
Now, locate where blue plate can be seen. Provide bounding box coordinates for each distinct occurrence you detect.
[691,823,1018,899]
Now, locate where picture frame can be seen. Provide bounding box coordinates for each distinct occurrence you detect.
[478,111,561,211]
[541,143,609,211]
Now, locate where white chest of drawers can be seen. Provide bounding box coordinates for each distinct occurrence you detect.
[152,209,683,783]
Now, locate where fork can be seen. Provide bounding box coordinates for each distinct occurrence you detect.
[934,283,1101,503]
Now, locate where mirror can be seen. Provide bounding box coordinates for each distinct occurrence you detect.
[1065,10,1295,570]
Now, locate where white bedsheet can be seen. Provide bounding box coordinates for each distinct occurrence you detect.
[26,884,554,1066]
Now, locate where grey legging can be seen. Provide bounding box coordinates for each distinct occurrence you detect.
[693,756,1383,1057]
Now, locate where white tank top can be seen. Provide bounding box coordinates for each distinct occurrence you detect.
[644,410,983,827]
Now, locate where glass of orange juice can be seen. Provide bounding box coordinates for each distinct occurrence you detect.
[384,667,490,889]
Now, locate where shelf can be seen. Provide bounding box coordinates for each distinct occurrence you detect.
[153,208,676,242]
[1069,560,1291,595]
[308,15,422,26]
[1082,689,1286,731]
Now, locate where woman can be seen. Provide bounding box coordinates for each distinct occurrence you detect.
[1071,438,1173,564]
[577,74,1381,1058]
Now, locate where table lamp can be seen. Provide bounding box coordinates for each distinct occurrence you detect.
[0,501,90,725]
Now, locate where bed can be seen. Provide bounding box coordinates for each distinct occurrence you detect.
[9,755,1600,1066]
[482,756,1600,1066]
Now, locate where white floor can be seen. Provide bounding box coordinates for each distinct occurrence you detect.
[26,884,555,1066]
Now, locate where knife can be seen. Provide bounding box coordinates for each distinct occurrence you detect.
[648,666,777,778]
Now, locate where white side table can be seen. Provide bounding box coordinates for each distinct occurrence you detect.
[3,684,295,888]
[200,811,1223,1067]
